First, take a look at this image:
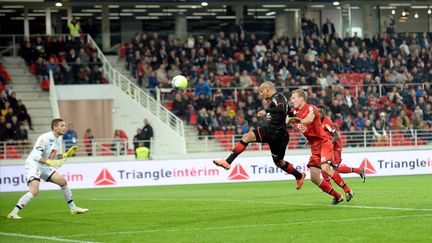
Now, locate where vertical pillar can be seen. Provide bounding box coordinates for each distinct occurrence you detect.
[175,14,187,40]
[362,4,372,38]
[55,14,63,34]
[275,11,299,38]
[46,8,52,35]
[102,5,111,51]
[24,7,30,37]
[341,3,351,37]
[429,11,432,32]
[67,7,73,23]
[235,4,243,24]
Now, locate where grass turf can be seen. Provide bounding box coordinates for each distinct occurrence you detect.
[1,174,431,242]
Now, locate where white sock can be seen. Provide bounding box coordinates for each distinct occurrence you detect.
[61,186,77,209]
[12,192,34,214]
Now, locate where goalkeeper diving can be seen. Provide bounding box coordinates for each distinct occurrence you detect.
[7,118,88,219]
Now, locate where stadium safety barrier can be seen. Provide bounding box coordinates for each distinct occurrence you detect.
[1,130,430,159]
[0,138,152,159]
[187,129,432,152]
[1,148,431,192]
[157,82,429,104]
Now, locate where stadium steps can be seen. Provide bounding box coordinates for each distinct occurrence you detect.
[107,55,228,153]
[184,125,227,152]
[3,57,53,143]
[105,55,137,85]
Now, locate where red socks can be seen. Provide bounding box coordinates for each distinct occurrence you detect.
[282,161,303,180]
[321,171,331,184]
[330,171,351,193]
[338,165,361,174]
[226,140,248,164]
[319,180,341,199]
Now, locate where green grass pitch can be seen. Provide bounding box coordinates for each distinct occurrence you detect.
[1,175,431,242]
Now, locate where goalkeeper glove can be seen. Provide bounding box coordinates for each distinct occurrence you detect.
[45,159,66,169]
[64,145,78,158]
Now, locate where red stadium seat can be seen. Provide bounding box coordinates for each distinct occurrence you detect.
[226,130,235,136]
[40,80,49,91]
[369,50,379,60]
[166,101,173,110]
[190,112,198,125]
[101,144,113,156]
[6,146,21,159]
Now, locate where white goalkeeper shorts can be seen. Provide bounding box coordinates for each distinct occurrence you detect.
[25,163,56,184]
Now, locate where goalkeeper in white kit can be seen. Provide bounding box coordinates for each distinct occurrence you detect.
[7,118,88,219]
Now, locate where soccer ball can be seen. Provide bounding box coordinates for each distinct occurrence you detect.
[172,75,188,90]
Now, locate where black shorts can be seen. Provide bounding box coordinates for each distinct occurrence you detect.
[253,126,289,161]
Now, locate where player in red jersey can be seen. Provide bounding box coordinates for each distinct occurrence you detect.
[317,105,366,183]
[213,81,306,190]
[287,89,354,205]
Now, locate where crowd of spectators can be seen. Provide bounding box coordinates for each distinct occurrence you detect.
[0,64,32,147]
[19,34,105,85]
[121,19,432,146]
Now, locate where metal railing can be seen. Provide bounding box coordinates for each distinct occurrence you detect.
[48,70,60,119]
[1,129,430,159]
[0,34,73,57]
[154,82,428,105]
[183,129,432,153]
[85,35,185,138]
[0,139,153,159]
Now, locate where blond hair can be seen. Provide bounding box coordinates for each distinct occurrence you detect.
[291,89,307,100]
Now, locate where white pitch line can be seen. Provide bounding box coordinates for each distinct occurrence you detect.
[61,213,432,238]
[0,232,100,243]
[89,198,432,211]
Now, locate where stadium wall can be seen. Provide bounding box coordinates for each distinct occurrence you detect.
[1,147,431,192]
[55,84,186,154]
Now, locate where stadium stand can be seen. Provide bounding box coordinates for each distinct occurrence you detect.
[116,30,431,151]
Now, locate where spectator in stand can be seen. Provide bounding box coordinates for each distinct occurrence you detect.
[301,13,312,37]
[15,123,29,150]
[197,107,213,137]
[20,41,39,65]
[172,93,190,123]
[68,18,81,40]
[133,128,142,158]
[194,78,211,97]
[3,122,15,141]
[140,119,153,150]
[147,71,159,98]
[239,70,252,87]
[35,57,48,82]
[219,110,236,132]
[372,119,387,141]
[322,18,336,37]
[83,128,94,156]
[424,104,432,126]
[112,130,126,155]
[1,101,14,121]
[63,124,78,151]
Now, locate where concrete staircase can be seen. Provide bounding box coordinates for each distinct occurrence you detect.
[105,55,138,86]
[3,57,52,143]
[105,55,227,153]
[184,125,227,153]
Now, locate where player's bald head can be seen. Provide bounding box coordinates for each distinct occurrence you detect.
[259,81,275,91]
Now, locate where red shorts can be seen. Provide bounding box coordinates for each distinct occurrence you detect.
[307,139,334,168]
[332,147,342,166]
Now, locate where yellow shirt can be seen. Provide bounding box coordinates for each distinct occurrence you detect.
[136,146,150,160]
[68,22,81,37]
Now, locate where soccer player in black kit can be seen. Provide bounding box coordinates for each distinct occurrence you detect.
[213,81,306,190]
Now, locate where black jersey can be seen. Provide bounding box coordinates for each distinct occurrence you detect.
[264,92,292,130]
